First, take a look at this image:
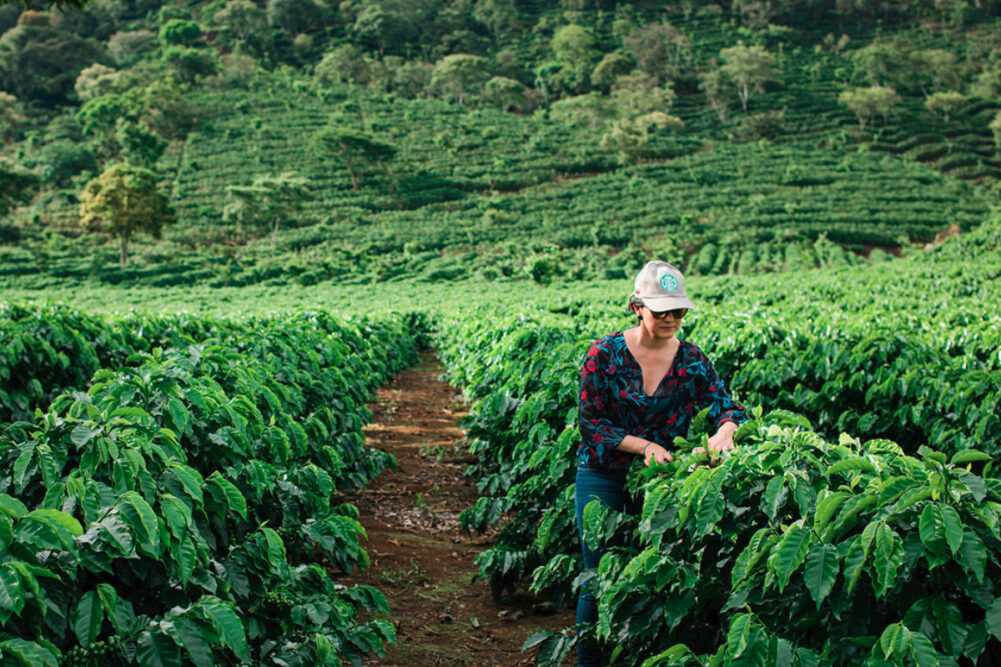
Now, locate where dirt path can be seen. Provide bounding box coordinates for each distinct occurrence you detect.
[339,352,575,666]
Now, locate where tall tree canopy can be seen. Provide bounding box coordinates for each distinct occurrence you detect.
[223,172,311,248]
[310,127,396,191]
[79,162,175,265]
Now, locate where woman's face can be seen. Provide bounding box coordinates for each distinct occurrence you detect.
[635,305,685,339]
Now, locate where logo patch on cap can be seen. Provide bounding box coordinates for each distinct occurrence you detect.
[660,274,678,291]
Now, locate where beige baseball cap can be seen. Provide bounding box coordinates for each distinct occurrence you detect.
[631,261,694,312]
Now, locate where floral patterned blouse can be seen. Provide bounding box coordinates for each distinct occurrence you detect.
[577,331,747,470]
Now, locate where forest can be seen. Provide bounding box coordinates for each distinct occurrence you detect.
[0,0,999,287]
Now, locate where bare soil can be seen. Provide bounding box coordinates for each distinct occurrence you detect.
[337,352,575,667]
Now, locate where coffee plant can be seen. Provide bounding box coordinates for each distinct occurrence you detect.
[0,307,418,665]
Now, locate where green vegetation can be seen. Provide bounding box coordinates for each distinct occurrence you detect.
[3,1,1001,664]
[1,305,417,664]
[0,0,999,286]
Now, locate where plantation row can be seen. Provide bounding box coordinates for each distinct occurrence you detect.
[7,135,992,292]
[0,306,419,665]
[432,219,1001,664]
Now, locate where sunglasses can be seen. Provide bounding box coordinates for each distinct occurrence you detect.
[646,307,687,320]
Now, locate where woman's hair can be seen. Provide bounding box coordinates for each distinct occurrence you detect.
[628,294,643,323]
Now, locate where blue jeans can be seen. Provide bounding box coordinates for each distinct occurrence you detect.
[574,466,640,666]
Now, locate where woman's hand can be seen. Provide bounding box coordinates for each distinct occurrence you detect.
[643,441,674,466]
[692,422,738,464]
[707,421,738,455]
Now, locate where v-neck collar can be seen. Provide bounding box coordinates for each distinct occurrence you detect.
[618,331,684,398]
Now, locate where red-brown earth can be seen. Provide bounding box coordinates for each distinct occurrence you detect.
[336,352,575,666]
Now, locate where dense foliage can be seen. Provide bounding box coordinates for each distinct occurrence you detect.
[0,306,418,665]
[430,218,1001,663]
[0,0,999,286]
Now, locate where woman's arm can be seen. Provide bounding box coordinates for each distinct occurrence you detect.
[695,348,746,458]
[578,342,629,465]
[616,434,674,465]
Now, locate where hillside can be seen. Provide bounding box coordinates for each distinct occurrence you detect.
[1,0,1000,288]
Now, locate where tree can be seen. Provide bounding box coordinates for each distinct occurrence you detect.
[590,52,633,90]
[310,127,396,191]
[74,63,121,102]
[925,91,966,123]
[610,71,675,117]
[75,93,130,156]
[718,42,779,111]
[698,67,731,122]
[990,111,1001,153]
[162,45,219,84]
[314,44,371,86]
[549,93,616,129]
[0,21,104,107]
[107,30,157,66]
[551,24,599,85]
[223,172,310,249]
[838,85,901,131]
[848,41,920,93]
[267,0,321,35]
[623,22,690,83]
[600,111,683,165]
[351,4,412,57]
[213,0,266,42]
[429,54,489,105]
[393,60,433,98]
[116,119,166,167]
[472,0,518,44]
[483,76,525,112]
[159,19,202,46]
[79,163,175,266]
[919,49,962,94]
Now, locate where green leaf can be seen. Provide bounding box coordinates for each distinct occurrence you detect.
[939,505,963,555]
[767,522,811,593]
[949,450,991,465]
[985,598,1001,640]
[197,598,249,661]
[70,424,101,447]
[96,583,118,617]
[0,638,59,667]
[0,495,28,519]
[165,462,204,506]
[171,616,215,667]
[137,630,184,667]
[159,494,193,540]
[117,491,161,557]
[957,529,986,583]
[15,510,81,552]
[919,504,947,556]
[73,591,103,646]
[693,468,728,538]
[0,564,26,616]
[932,599,966,655]
[167,397,190,435]
[204,474,247,520]
[871,522,903,598]
[813,492,849,535]
[827,458,877,477]
[732,527,773,588]
[879,622,912,659]
[260,527,286,567]
[761,476,787,521]
[803,543,840,609]
[726,613,754,659]
[910,632,939,667]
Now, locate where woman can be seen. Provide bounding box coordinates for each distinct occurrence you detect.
[574,260,747,666]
